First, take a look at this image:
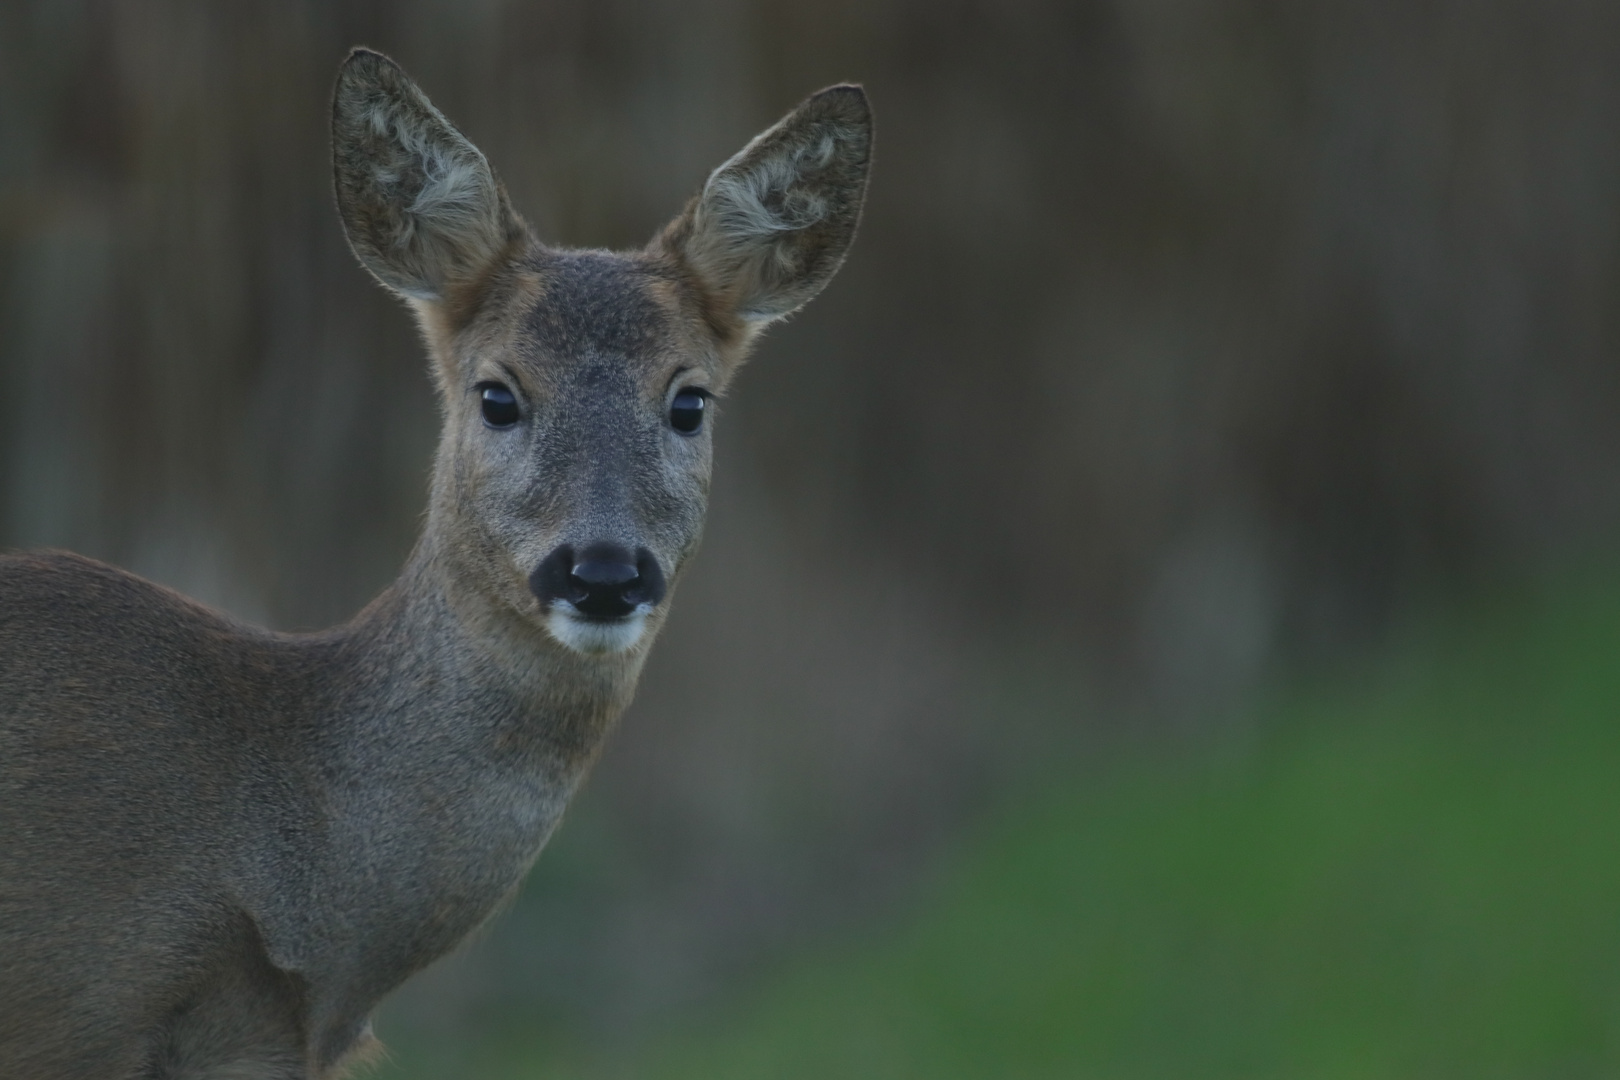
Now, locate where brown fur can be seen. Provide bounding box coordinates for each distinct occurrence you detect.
[0,48,869,1079]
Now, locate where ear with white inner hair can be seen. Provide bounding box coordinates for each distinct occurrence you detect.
[331,48,525,303]
[659,84,872,333]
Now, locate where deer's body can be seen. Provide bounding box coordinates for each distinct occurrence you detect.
[0,546,620,1075]
[0,49,869,1079]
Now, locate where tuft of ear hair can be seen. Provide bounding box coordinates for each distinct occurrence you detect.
[332,48,526,302]
[660,85,872,331]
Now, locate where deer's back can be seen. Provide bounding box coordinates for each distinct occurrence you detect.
[0,551,321,1076]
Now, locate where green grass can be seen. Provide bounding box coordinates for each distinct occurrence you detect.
[379,571,1620,1079]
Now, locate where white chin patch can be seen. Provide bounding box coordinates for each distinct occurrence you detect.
[544,606,650,655]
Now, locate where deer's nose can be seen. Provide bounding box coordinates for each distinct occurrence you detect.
[569,548,638,618]
[530,542,666,619]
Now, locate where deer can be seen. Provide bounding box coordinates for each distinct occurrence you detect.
[0,47,870,1079]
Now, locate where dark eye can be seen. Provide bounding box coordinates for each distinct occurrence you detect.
[670,389,707,435]
[478,383,520,428]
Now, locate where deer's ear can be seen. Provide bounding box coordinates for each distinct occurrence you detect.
[661,85,871,328]
[332,48,525,302]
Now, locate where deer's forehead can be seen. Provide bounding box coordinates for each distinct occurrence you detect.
[494,251,688,381]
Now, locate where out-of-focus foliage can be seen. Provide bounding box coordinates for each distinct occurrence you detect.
[379,569,1620,1077]
[5,0,1620,1044]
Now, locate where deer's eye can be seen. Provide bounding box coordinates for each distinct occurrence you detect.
[670,390,706,435]
[478,383,520,428]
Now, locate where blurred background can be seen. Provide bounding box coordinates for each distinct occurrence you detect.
[6,1,1620,1076]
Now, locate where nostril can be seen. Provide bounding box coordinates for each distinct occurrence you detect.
[529,544,575,607]
[632,547,667,609]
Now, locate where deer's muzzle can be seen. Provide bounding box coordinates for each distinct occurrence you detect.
[530,542,666,620]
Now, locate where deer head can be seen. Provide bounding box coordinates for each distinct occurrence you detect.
[331,49,870,656]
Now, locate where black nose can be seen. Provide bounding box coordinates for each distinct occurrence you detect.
[530,542,667,619]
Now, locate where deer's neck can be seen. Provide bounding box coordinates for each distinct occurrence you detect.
[250,536,646,1057]
[318,532,646,879]
[340,537,645,773]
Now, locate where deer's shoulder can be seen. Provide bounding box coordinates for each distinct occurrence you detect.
[0,551,324,745]
[0,549,239,640]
